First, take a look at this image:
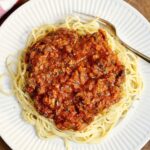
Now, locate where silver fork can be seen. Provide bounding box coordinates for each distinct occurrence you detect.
[73,11,150,63]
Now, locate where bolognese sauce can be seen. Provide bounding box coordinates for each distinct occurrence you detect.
[25,28,125,131]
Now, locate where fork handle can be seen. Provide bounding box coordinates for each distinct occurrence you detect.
[119,39,150,63]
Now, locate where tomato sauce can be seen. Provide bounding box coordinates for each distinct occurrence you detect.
[25,28,125,130]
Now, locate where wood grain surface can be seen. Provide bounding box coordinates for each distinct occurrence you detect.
[0,0,150,149]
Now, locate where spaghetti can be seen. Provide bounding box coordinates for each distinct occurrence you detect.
[5,17,142,148]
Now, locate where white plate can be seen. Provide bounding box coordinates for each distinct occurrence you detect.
[0,0,150,150]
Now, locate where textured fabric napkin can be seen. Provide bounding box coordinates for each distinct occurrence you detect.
[0,0,18,18]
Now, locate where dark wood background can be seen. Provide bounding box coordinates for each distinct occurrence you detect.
[0,0,150,149]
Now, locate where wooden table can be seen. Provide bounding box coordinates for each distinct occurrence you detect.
[0,0,150,149]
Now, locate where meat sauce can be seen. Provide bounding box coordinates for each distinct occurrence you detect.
[25,28,125,131]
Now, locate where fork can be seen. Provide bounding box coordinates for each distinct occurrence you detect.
[73,11,150,63]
